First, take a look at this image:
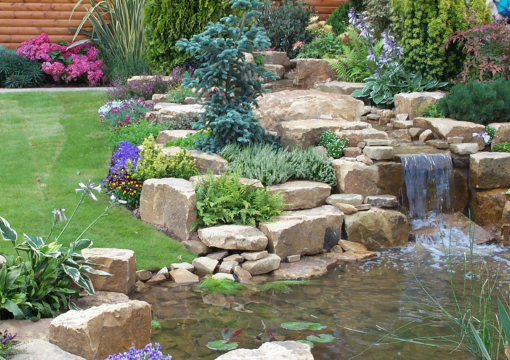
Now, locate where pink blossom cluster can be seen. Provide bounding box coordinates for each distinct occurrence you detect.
[16,33,105,86]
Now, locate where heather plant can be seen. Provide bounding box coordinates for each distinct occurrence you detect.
[437,79,510,124]
[103,141,144,207]
[0,46,44,88]
[99,98,154,127]
[16,33,104,86]
[191,171,284,230]
[0,330,17,359]
[257,0,314,58]
[176,0,279,154]
[105,343,171,360]
[108,119,169,148]
[164,130,210,149]
[318,130,348,158]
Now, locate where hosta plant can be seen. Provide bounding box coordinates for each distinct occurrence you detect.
[0,181,115,320]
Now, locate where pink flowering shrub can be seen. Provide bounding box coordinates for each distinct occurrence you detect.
[16,33,105,86]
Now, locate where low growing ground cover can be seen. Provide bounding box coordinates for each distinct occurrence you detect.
[0,91,195,269]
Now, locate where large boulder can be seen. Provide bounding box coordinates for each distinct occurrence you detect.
[255,90,364,131]
[198,225,268,251]
[155,130,196,144]
[489,123,510,145]
[394,92,445,119]
[335,128,389,147]
[294,59,336,88]
[160,146,228,174]
[343,208,410,249]
[215,341,313,360]
[278,120,369,149]
[259,206,343,259]
[471,188,509,237]
[332,159,404,198]
[81,249,136,295]
[413,117,485,149]
[49,300,151,360]
[315,80,365,95]
[139,178,196,241]
[470,153,510,189]
[267,180,331,211]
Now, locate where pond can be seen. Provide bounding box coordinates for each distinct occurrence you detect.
[132,230,510,360]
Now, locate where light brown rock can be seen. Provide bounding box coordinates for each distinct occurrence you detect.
[11,340,86,360]
[331,245,344,253]
[49,301,151,360]
[437,212,495,245]
[356,204,371,211]
[338,239,367,252]
[272,255,337,280]
[503,201,510,224]
[182,240,210,256]
[335,128,389,147]
[489,123,510,145]
[153,103,203,124]
[223,254,244,263]
[394,92,445,119]
[242,254,281,275]
[393,120,414,129]
[134,281,149,293]
[409,127,423,139]
[413,117,485,148]
[160,146,227,174]
[326,194,363,206]
[155,130,196,144]
[419,129,434,142]
[315,80,364,95]
[233,265,252,282]
[286,254,301,262]
[262,51,291,68]
[139,178,196,241]
[207,250,229,261]
[449,143,478,155]
[157,266,169,279]
[344,147,361,157]
[356,154,374,165]
[170,262,194,272]
[169,268,199,284]
[81,248,135,295]
[136,270,152,282]
[198,225,268,251]
[333,202,358,214]
[426,140,449,149]
[343,208,410,249]
[215,341,313,360]
[363,146,394,160]
[255,90,364,131]
[212,273,236,281]
[192,257,219,276]
[470,152,510,189]
[448,136,464,144]
[294,59,336,88]
[325,250,377,262]
[146,274,166,284]
[218,261,237,274]
[242,250,268,261]
[74,292,129,310]
[332,159,404,198]
[471,188,509,237]
[267,180,331,211]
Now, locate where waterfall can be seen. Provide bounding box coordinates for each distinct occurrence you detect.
[400,154,454,219]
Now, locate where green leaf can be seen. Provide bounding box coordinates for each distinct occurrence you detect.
[306,334,337,343]
[281,322,326,331]
[63,265,95,295]
[206,340,238,351]
[0,216,17,243]
[2,298,25,319]
[498,299,510,345]
[70,239,92,254]
[296,340,314,348]
[469,322,491,360]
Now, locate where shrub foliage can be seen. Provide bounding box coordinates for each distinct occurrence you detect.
[0,46,44,88]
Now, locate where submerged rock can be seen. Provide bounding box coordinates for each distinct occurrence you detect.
[215,341,313,360]
[272,254,338,280]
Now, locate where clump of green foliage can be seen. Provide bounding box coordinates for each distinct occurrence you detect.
[151,319,161,330]
[419,103,445,118]
[133,135,199,180]
[109,120,170,148]
[177,0,279,154]
[164,131,210,149]
[196,278,251,295]
[0,45,44,88]
[437,79,510,125]
[220,144,337,186]
[191,171,284,230]
[318,130,348,158]
[167,88,195,103]
[297,19,343,59]
[326,3,350,35]
[143,0,229,72]
[254,53,266,67]
[260,280,314,294]
[493,142,510,153]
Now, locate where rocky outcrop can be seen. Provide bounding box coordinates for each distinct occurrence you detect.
[215,341,313,360]
[241,254,281,275]
[343,208,410,249]
[470,153,510,189]
[394,92,445,119]
[198,225,268,251]
[49,300,151,360]
[315,80,365,95]
[294,59,336,88]
[155,130,196,144]
[160,146,228,174]
[255,90,364,131]
[267,180,331,211]
[81,248,135,295]
[139,178,196,241]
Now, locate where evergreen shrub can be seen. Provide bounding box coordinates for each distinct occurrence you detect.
[0,46,44,88]
[437,79,510,125]
[327,3,350,35]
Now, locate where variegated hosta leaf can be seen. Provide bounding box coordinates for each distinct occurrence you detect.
[0,216,17,243]
[79,264,111,277]
[63,265,95,295]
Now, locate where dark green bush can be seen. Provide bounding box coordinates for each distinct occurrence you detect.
[327,3,350,35]
[143,0,229,72]
[191,171,284,230]
[257,0,314,58]
[0,46,44,88]
[437,79,510,125]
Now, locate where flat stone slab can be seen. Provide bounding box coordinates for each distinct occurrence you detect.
[272,254,338,280]
[363,146,394,160]
[267,180,331,211]
[338,239,367,252]
[470,152,510,189]
[326,194,363,206]
[160,146,228,174]
[198,225,268,251]
[170,268,199,284]
[216,341,313,360]
[11,340,86,360]
[170,262,195,272]
[2,318,53,342]
[192,257,219,276]
[323,250,377,262]
[155,130,196,144]
[315,80,365,95]
[242,250,269,261]
[335,128,389,147]
[426,140,449,149]
[449,143,478,155]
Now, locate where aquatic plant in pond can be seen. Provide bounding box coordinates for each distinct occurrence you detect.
[105,343,172,360]
[206,328,242,351]
[281,322,326,331]
[306,334,337,343]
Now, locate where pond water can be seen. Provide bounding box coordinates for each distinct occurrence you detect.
[132,232,510,360]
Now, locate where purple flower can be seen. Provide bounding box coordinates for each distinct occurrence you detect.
[105,343,172,360]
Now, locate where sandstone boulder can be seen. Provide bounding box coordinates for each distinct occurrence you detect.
[215,341,313,360]
[255,90,364,131]
[267,180,331,211]
[241,254,281,275]
[294,59,336,88]
[436,212,495,245]
[489,123,510,145]
[332,159,404,198]
[315,80,365,95]
[140,178,196,241]
[182,240,210,255]
[470,152,510,189]
[49,300,151,360]
[343,208,410,249]
[153,103,203,125]
[81,248,135,295]
[155,130,196,144]
[242,250,268,261]
[262,51,291,68]
[449,143,478,155]
[394,92,445,119]
[471,188,509,237]
[264,64,285,78]
[160,146,227,174]
[272,255,338,280]
[363,146,394,160]
[278,119,369,149]
[335,128,389,147]
[198,225,268,251]
[207,250,229,261]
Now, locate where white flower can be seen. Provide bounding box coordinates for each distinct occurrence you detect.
[110,194,127,204]
[75,180,101,201]
[52,208,67,222]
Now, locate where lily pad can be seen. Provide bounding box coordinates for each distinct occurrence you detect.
[296,340,315,348]
[281,322,326,331]
[206,340,238,351]
[306,334,337,343]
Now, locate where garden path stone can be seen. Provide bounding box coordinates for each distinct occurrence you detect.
[192,257,219,276]
[215,341,313,360]
[394,92,445,119]
[152,102,203,123]
[198,225,268,251]
[155,130,196,144]
[11,339,85,360]
[81,248,136,295]
[315,80,365,95]
[49,300,151,360]
[169,268,199,284]
[470,152,510,189]
[241,254,281,275]
[139,178,196,241]
[266,180,331,211]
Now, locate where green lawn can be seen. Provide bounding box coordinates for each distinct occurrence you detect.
[0,91,195,270]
